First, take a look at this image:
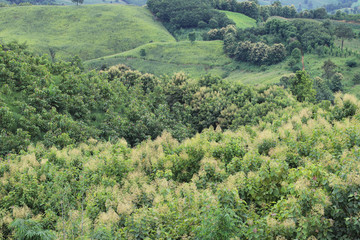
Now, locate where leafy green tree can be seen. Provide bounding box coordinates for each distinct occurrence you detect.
[353,73,360,85]
[289,70,316,102]
[335,24,355,51]
[249,42,270,65]
[10,219,56,240]
[288,48,302,71]
[236,1,260,19]
[313,8,327,19]
[71,0,83,5]
[313,77,334,102]
[322,59,337,79]
[268,43,286,64]
[140,48,146,57]
[331,72,344,92]
[209,18,218,28]
[188,32,196,43]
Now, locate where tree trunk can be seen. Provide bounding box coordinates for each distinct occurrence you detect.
[341,39,344,51]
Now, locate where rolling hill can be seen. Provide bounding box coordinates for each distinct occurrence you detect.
[55,0,145,6]
[0,5,175,60]
[85,41,236,77]
[259,0,339,9]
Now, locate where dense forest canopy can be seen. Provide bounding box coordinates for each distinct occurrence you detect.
[1,43,360,239]
[0,0,360,238]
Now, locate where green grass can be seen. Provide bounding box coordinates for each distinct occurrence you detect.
[85,40,360,90]
[56,0,145,6]
[85,41,238,77]
[172,28,211,41]
[225,65,291,85]
[335,38,360,53]
[220,10,256,29]
[85,40,295,84]
[56,0,127,5]
[258,0,338,9]
[224,53,360,99]
[124,0,147,5]
[0,5,175,60]
[302,54,360,98]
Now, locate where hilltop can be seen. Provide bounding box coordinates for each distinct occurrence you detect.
[0,5,175,60]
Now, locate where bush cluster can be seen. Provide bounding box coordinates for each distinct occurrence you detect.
[147,0,234,29]
[1,93,360,239]
[0,42,302,155]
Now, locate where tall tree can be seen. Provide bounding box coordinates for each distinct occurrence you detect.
[335,24,355,51]
[322,59,337,79]
[71,0,84,5]
[289,70,316,102]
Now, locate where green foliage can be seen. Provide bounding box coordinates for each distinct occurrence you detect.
[331,72,344,92]
[288,70,316,102]
[188,32,196,43]
[10,219,56,240]
[353,72,360,84]
[322,59,338,79]
[71,0,83,5]
[346,59,358,68]
[2,37,360,240]
[1,94,360,239]
[231,41,286,65]
[147,0,233,29]
[335,23,355,50]
[85,41,234,78]
[219,18,334,66]
[139,48,146,57]
[313,77,334,102]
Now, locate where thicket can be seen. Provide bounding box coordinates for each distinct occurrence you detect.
[208,19,334,66]
[1,41,360,239]
[147,0,234,30]
[1,93,360,239]
[0,42,302,156]
[210,0,297,21]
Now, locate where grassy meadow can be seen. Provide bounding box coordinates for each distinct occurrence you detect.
[86,42,360,92]
[85,41,237,77]
[124,0,147,5]
[0,5,175,60]
[56,0,145,5]
[56,0,127,5]
[259,0,338,9]
[302,54,360,97]
[220,10,257,29]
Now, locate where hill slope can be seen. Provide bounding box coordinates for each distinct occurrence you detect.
[0,5,175,60]
[85,41,238,77]
[220,10,257,29]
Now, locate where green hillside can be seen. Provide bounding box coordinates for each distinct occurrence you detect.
[0,5,175,60]
[124,0,147,5]
[85,41,238,77]
[56,0,127,5]
[259,0,338,9]
[220,10,257,29]
[56,0,145,6]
